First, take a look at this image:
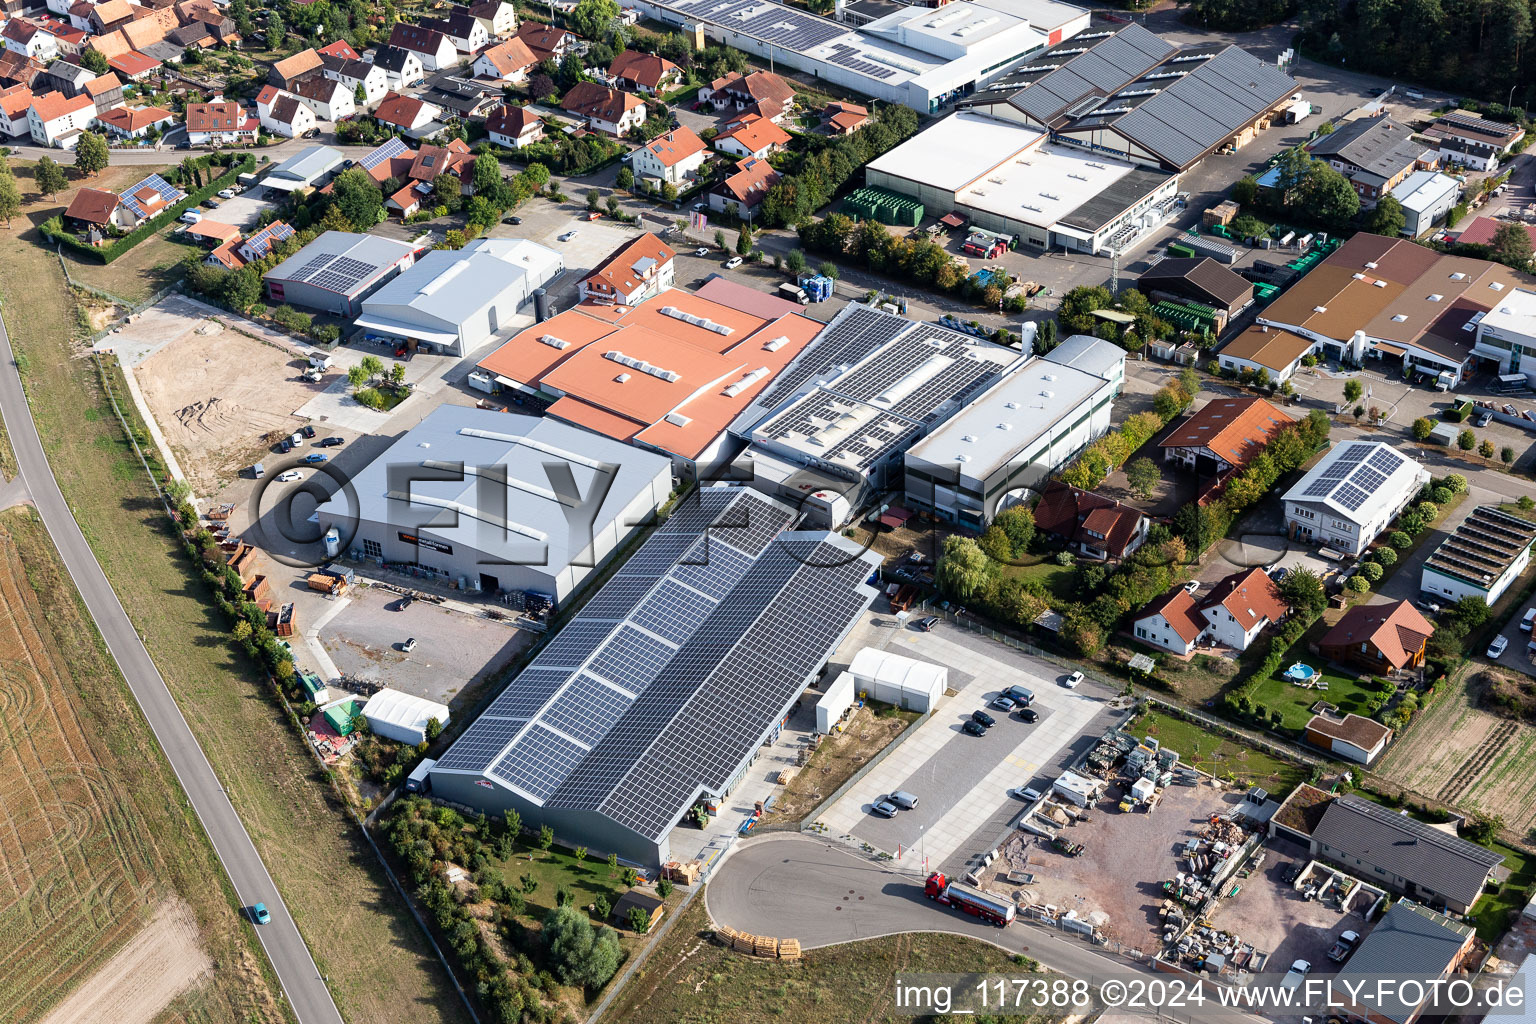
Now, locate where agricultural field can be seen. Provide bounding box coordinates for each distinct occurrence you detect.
[0,508,278,1024]
[1378,674,1536,840]
[0,158,472,1024]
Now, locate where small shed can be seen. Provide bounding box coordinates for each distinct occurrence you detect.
[364,688,451,746]
[849,647,946,713]
[612,890,665,932]
[406,757,436,793]
[323,699,361,737]
[816,670,856,734]
[1052,770,1104,807]
[1131,777,1156,803]
[1428,423,1460,445]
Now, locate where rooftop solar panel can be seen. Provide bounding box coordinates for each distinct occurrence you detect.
[489,725,588,800]
[359,135,409,170]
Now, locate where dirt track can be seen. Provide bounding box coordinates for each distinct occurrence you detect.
[37,899,211,1024]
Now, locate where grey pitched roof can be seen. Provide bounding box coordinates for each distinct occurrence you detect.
[1308,117,1429,180]
[1336,901,1473,1024]
[1312,795,1502,907]
[1139,256,1252,308]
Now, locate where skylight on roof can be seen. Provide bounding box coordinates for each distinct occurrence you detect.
[1428,294,1443,301]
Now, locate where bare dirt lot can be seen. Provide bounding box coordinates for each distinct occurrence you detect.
[37,898,212,1024]
[978,780,1242,955]
[1378,674,1536,841]
[132,319,324,493]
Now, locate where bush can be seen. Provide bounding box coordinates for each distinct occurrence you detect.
[1346,575,1370,593]
[1457,429,1476,450]
[1411,417,1434,441]
[1372,546,1397,566]
[1360,561,1383,582]
[1389,531,1413,549]
[1503,446,1517,464]
[1432,485,1453,504]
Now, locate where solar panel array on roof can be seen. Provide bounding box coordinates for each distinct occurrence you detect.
[1291,442,1414,513]
[433,486,879,843]
[359,135,409,170]
[659,0,845,53]
[118,173,185,220]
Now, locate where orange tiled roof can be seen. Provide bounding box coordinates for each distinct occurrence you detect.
[1139,587,1205,644]
[1321,600,1434,670]
[1200,567,1289,632]
[1159,396,1296,467]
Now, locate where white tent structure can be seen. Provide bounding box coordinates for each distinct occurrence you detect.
[849,647,946,713]
[363,688,451,745]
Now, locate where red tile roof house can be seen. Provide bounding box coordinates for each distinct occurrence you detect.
[183,98,256,144]
[578,232,675,307]
[485,103,542,149]
[1197,568,1289,651]
[560,81,643,136]
[607,49,680,96]
[700,70,793,121]
[470,36,536,84]
[1158,396,1295,475]
[1319,599,1434,675]
[514,21,574,63]
[384,22,457,71]
[1032,480,1149,561]
[630,125,705,186]
[105,50,160,81]
[373,90,440,134]
[823,101,869,135]
[1133,588,1206,656]
[713,114,789,160]
[708,156,779,219]
[93,102,173,139]
[63,186,122,231]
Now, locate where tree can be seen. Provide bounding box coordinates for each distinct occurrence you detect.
[936,535,991,601]
[570,0,621,41]
[74,132,109,176]
[1365,194,1406,237]
[817,261,838,280]
[785,248,806,275]
[656,878,674,899]
[615,165,633,190]
[472,153,500,194]
[1345,574,1369,592]
[1480,439,1496,458]
[1491,221,1535,268]
[359,354,384,380]
[736,225,752,255]
[330,167,383,231]
[625,906,650,932]
[1126,456,1160,500]
[0,169,18,227]
[593,894,610,919]
[574,846,587,863]
[80,48,110,75]
[425,717,443,741]
[1231,174,1258,206]
[1458,429,1476,450]
[1463,812,1506,846]
[994,506,1034,556]
[1411,417,1434,441]
[713,228,726,249]
[267,11,286,45]
[1299,161,1359,227]
[543,904,622,988]
[1343,379,1362,404]
[587,188,601,211]
[1502,446,1516,464]
[537,823,555,855]
[1279,567,1326,616]
[606,852,619,877]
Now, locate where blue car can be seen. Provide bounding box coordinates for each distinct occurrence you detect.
[251,902,271,925]
[302,453,328,464]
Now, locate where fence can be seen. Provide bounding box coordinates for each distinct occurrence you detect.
[58,250,189,347]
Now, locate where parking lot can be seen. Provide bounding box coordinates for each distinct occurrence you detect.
[201,187,280,231]
[816,613,1129,876]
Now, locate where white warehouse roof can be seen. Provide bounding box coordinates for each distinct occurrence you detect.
[357,237,562,338]
[867,111,1043,193]
[264,145,344,190]
[364,688,450,741]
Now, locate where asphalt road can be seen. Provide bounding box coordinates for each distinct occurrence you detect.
[0,314,343,1021]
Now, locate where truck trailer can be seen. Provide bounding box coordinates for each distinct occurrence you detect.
[923,872,1016,927]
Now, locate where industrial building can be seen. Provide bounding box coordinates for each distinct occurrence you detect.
[902,334,1126,525]
[865,111,1178,254]
[963,23,1296,173]
[1420,504,1536,607]
[621,0,1090,112]
[261,144,345,192]
[354,237,563,357]
[732,303,1025,524]
[1282,440,1429,556]
[1305,115,1436,204]
[428,486,881,865]
[1471,286,1536,384]
[263,231,418,315]
[473,285,824,474]
[1389,170,1461,238]
[315,407,670,603]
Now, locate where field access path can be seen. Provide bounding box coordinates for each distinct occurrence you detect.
[0,316,345,1024]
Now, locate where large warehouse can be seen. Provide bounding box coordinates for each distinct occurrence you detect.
[263,231,418,315]
[429,485,881,865]
[316,406,671,603]
[864,110,1179,254]
[622,0,1089,112]
[963,23,1297,173]
[354,237,563,356]
[903,334,1126,525]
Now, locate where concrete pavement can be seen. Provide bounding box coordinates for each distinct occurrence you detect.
[0,313,344,1022]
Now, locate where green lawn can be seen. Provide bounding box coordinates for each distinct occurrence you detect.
[1246,655,1384,731]
[1131,708,1309,797]
[1470,842,1533,943]
[999,556,1076,601]
[496,839,634,923]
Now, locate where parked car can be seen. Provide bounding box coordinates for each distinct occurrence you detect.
[1417,596,1443,615]
[692,203,706,212]
[317,436,345,447]
[888,790,919,809]
[1282,862,1302,884]
[1489,634,1510,658]
[1063,671,1084,688]
[1269,566,1289,581]
[913,615,939,631]
[971,709,996,728]
[277,438,292,453]
[218,188,237,199]
[871,798,899,818]
[1017,707,1039,723]
[276,470,302,482]
[251,903,271,925]
[1183,580,1200,594]
[299,424,316,439]
[503,215,522,225]
[1281,960,1311,990]
[1004,685,1034,705]
[694,247,709,256]
[1477,412,1493,427]
[179,211,202,224]
[402,637,418,653]
[301,453,328,464]
[558,230,578,241]
[1521,607,1536,632]
[990,695,1017,712]
[962,719,987,736]
[724,256,743,269]
[1010,786,1043,802]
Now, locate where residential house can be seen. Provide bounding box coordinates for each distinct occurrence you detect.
[237,221,296,262]
[257,85,315,138]
[105,50,160,81]
[713,114,789,160]
[823,101,868,134]
[485,103,541,149]
[416,12,486,55]
[290,72,354,122]
[1304,712,1393,764]
[608,49,680,96]
[206,237,244,269]
[89,0,134,34]
[578,232,675,306]
[321,53,388,109]
[356,135,415,184]
[708,156,778,219]
[468,0,516,38]
[0,50,46,90]
[166,20,215,49]
[1033,480,1149,561]
[317,39,360,60]
[514,21,573,63]
[369,44,424,90]
[40,20,88,57]
[1133,588,1204,656]
[27,88,93,146]
[631,125,706,186]
[5,20,59,61]
[1198,568,1288,651]
[470,36,535,84]
[386,180,427,217]
[93,102,173,138]
[114,171,185,224]
[1319,599,1435,674]
[1137,256,1253,319]
[269,47,322,88]
[385,23,456,71]
[1336,901,1476,1024]
[183,218,240,247]
[35,57,92,97]
[1283,440,1429,555]
[0,83,31,135]
[68,2,100,34]
[183,98,256,144]
[407,137,473,191]
[374,90,439,135]
[1425,110,1526,173]
[560,81,643,136]
[700,69,793,121]
[82,71,122,114]
[63,186,124,230]
[1311,795,1503,913]
[1305,115,1436,204]
[1158,396,1294,475]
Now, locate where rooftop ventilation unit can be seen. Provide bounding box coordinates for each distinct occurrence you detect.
[1352,273,1366,280]
[1428,294,1443,302]
[1373,280,1388,287]
[1451,272,1467,280]
[961,434,977,442]
[722,366,770,397]
[1005,400,1019,409]
[1086,162,1106,169]
[664,411,691,427]
[615,372,631,382]
[1041,390,1054,398]
[1364,261,1378,269]
[763,335,789,351]
[659,305,732,335]
[1392,314,1408,322]
[956,453,972,463]
[604,350,681,382]
[1491,281,1505,291]
[1067,172,1087,180]
[538,334,569,349]
[997,422,1013,430]
[1313,306,1327,313]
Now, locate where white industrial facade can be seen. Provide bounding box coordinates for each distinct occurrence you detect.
[354,237,563,356]
[1420,505,1536,606]
[904,335,1125,526]
[866,112,1179,254]
[318,407,670,603]
[1283,441,1429,556]
[849,647,946,712]
[1472,287,1536,384]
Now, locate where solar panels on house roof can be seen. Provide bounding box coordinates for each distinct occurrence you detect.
[359,135,409,170]
[117,173,185,220]
[1284,440,1422,519]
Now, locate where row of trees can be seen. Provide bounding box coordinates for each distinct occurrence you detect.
[755,105,920,228]
[1058,368,1200,491]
